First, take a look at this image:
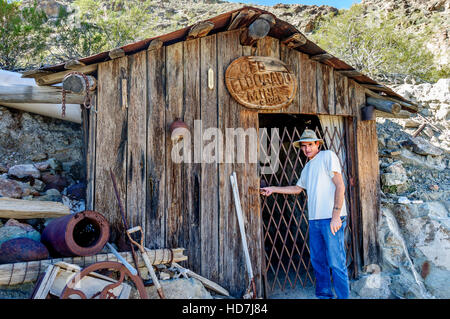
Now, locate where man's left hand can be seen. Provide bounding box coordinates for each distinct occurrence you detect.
[330,217,342,236]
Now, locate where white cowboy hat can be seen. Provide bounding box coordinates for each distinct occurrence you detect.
[293,129,324,148]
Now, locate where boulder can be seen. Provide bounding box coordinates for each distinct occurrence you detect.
[33,161,50,171]
[4,219,36,232]
[381,161,408,188]
[0,225,41,246]
[389,203,450,298]
[423,264,450,299]
[402,136,444,157]
[0,179,24,198]
[65,182,86,200]
[377,207,432,298]
[41,173,68,192]
[0,237,49,264]
[131,278,212,299]
[398,148,446,171]
[8,164,41,179]
[31,179,46,192]
[427,78,450,103]
[351,273,392,299]
[32,188,62,202]
[435,104,449,120]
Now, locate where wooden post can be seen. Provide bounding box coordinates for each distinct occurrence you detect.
[354,85,381,267]
[227,9,257,30]
[367,97,401,115]
[62,73,97,94]
[64,59,86,70]
[109,48,125,60]
[310,53,334,62]
[281,32,307,49]
[23,64,98,86]
[187,21,214,40]
[240,17,272,46]
[147,39,163,51]
[0,85,85,104]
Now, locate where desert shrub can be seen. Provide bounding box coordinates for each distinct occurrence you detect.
[310,4,449,82]
[0,0,50,70]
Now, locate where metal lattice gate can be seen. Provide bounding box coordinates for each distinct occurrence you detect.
[259,117,359,294]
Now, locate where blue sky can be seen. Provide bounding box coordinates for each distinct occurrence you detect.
[227,0,361,9]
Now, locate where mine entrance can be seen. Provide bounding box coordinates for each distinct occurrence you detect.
[258,114,359,296]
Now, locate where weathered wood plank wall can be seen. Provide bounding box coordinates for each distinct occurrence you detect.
[353,81,380,266]
[92,30,373,297]
[146,45,166,249]
[95,58,129,243]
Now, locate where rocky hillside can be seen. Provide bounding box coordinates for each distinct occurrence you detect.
[349,78,449,299]
[20,0,448,71]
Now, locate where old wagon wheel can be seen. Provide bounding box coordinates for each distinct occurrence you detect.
[60,261,148,299]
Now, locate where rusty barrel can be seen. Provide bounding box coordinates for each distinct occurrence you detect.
[42,210,109,257]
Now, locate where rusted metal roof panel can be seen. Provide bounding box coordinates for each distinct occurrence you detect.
[34,6,415,109]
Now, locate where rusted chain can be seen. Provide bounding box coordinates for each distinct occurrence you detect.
[61,71,92,117]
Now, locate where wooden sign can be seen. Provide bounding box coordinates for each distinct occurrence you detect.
[225,56,297,110]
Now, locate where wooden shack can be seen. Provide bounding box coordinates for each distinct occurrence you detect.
[19,7,418,297]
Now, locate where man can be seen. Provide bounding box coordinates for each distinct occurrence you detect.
[260,129,349,299]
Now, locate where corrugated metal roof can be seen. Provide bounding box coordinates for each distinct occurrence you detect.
[35,6,416,111]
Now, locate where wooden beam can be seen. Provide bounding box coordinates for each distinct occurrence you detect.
[32,64,98,86]
[365,88,418,112]
[64,59,86,70]
[109,48,125,60]
[310,53,334,62]
[362,83,393,93]
[227,9,257,30]
[240,17,271,46]
[0,84,86,104]
[21,69,52,79]
[0,197,70,219]
[281,32,307,49]
[187,21,215,40]
[147,39,163,51]
[62,73,97,94]
[257,13,276,26]
[337,69,363,77]
[374,109,412,119]
[367,96,401,115]
[354,85,381,266]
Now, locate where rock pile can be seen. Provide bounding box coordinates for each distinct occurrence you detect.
[0,159,86,213]
[352,78,449,299]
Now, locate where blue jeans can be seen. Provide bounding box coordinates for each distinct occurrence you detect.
[309,216,349,299]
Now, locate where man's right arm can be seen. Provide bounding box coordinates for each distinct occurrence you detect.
[260,185,303,196]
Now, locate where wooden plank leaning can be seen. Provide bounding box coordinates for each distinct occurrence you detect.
[230,171,256,299]
[170,261,230,297]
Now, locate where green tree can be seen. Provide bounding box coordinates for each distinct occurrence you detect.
[0,0,50,70]
[310,4,448,82]
[73,0,160,50]
[43,5,107,64]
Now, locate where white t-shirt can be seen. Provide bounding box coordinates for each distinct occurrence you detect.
[296,150,347,220]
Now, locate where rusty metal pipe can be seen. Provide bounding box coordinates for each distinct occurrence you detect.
[41,210,109,257]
